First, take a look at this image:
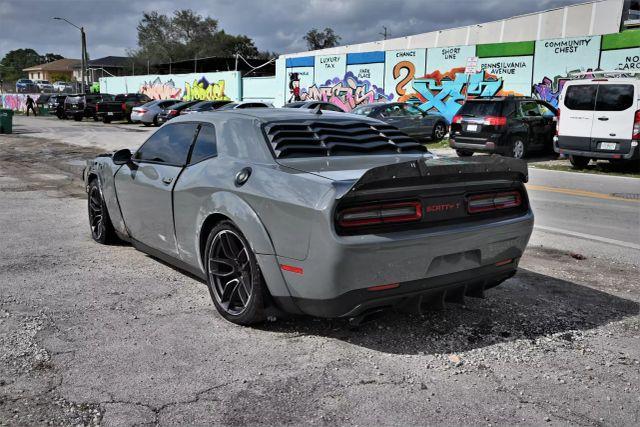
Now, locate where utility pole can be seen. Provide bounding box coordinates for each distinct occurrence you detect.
[53,17,88,93]
[147,59,150,75]
[194,55,197,73]
[379,26,389,40]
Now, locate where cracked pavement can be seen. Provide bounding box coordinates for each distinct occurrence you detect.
[0,120,639,425]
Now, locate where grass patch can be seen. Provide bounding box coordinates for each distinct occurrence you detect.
[530,160,640,178]
[425,138,451,150]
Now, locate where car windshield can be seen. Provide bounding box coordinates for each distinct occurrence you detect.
[263,118,428,158]
[66,96,82,103]
[42,81,50,84]
[457,100,502,117]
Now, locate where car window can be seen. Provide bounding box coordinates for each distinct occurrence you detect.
[595,84,634,111]
[564,84,597,110]
[189,125,217,164]
[519,101,541,117]
[381,104,407,118]
[405,105,424,117]
[502,101,517,118]
[320,103,344,112]
[458,101,502,117]
[536,102,556,117]
[352,106,374,116]
[134,123,198,165]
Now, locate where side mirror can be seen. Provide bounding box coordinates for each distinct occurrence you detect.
[112,148,132,165]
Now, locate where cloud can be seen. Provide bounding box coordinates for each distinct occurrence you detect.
[0,0,583,61]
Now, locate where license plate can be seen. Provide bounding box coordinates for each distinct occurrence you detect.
[466,124,479,132]
[599,142,617,150]
[107,112,114,116]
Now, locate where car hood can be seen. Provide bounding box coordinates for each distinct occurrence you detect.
[277,153,436,181]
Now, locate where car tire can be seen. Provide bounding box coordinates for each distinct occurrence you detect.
[87,179,117,245]
[508,137,528,159]
[431,121,447,141]
[126,113,133,123]
[93,115,99,122]
[569,155,590,169]
[102,117,111,124]
[153,115,159,127]
[204,221,266,325]
[142,122,151,127]
[73,116,82,122]
[456,149,473,157]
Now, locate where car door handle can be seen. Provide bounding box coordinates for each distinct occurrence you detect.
[162,177,173,185]
[597,117,609,121]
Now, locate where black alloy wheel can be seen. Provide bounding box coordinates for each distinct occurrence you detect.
[87,180,116,244]
[205,221,265,325]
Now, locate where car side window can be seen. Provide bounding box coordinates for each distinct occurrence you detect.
[520,102,541,117]
[564,84,597,110]
[382,105,405,118]
[405,105,424,117]
[536,102,556,117]
[134,123,198,165]
[320,104,343,112]
[189,125,217,165]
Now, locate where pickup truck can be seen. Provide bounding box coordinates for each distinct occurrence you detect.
[96,93,152,123]
[64,93,114,121]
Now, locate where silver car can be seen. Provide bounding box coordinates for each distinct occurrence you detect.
[84,109,533,325]
[131,99,181,126]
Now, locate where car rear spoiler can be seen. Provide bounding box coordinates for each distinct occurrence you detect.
[340,155,528,198]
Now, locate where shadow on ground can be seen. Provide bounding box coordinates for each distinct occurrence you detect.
[258,268,639,355]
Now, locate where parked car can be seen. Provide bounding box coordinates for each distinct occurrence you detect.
[65,93,114,121]
[83,108,533,325]
[47,94,68,119]
[96,93,152,123]
[35,94,51,109]
[33,79,54,92]
[16,79,37,93]
[352,102,448,142]
[284,100,345,112]
[181,100,233,114]
[53,81,72,92]
[216,101,273,110]
[156,100,201,124]
[131,99,182,126]
[555,78,640,168]
[449,97,557,159]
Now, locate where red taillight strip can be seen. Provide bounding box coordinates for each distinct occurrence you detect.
[467,191,522,214]
[338,201,422,228]
[367,283,400,292]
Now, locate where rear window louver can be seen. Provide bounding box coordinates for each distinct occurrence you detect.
[264,120,427,158]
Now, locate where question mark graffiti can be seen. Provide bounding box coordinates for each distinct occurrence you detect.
[393,61,415,96]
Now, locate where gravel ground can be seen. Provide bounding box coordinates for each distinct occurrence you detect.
[0,133,639,425]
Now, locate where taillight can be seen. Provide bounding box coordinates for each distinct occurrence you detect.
[96,104,99,111]
[483,116,507,126]
[452,115,463,124]
[633,110,640,140]
[338,201,422,227]
[138,109,148,113]
[467,191,522,214]
[121,103,126,111]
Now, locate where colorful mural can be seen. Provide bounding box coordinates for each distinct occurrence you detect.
[100,71,241,101]
[399,68,510,122]
[139,77,182,99]
[1,94,38,111]
[300,71,393,112]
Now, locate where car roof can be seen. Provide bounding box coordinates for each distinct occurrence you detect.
[169,107,380,125]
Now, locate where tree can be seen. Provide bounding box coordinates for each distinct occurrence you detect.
[0,49,42,81]
[42,53,64,63]
[129,9,265,66]
[303,28,341,51]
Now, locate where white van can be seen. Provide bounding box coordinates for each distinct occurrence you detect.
[555,78,640,168]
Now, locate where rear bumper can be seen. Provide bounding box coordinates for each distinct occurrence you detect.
[276,212,533,317]
[450,135,507,154]
[554,138,640,160]
[97,112,125,120]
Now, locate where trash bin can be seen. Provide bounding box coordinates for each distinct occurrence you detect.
[38,106,50,116]
[0,108,14,134]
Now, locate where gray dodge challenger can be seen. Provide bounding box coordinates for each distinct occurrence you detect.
[84,108,534,325]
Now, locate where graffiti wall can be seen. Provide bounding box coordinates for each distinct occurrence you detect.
[279,30,640,119]
[99,71,241,101]
[1,94,40,111]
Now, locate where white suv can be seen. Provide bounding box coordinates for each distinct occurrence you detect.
[555,78,640,168]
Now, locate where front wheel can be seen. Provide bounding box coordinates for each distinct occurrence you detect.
[73,115,82,122]
[431,122,447,141]
[88,180,117,244]
[102,116,111,124]
[456,149,473,157]
[204,221,266,325]
[569,155,590,169]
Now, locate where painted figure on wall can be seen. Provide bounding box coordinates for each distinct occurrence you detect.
[183,77,229,101]
[288,72,301,102]
[300,71,393,112]
[139,77,182,100]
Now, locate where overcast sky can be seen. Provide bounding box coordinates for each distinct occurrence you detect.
[1,0,583,61]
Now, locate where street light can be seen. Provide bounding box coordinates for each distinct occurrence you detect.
[52,17,87,93]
